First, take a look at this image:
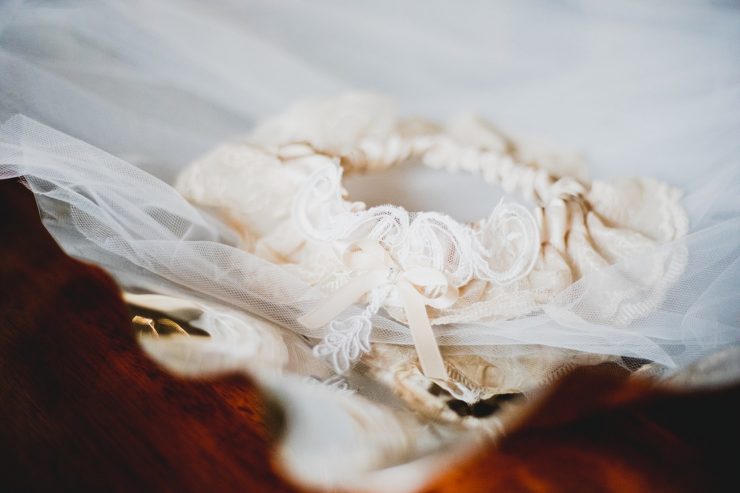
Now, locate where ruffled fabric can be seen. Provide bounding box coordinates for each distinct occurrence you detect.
[178,93,688,329]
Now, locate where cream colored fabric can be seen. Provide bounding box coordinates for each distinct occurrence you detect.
[177,93,687,328]
[175,93,688,402]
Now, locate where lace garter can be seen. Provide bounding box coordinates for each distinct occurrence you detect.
[176,93,688,396]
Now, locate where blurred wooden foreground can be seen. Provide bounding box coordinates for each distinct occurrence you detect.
[1,179,736,492]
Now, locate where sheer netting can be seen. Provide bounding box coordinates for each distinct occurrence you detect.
[1,114,738,370]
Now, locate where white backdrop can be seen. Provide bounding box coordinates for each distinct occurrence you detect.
[1,0,738,184]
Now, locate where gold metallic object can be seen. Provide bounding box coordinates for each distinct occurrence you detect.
[131,315,159,337]
[125,292,210,339]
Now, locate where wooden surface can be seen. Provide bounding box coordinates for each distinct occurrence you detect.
[0,179,298,492]
[425,366,737,493]
[1,178,737,492]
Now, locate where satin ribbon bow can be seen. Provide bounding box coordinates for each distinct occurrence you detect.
[298,239,458,381]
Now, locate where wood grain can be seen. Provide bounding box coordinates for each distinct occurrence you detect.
[424,366,738,493]
[0,179,298,492]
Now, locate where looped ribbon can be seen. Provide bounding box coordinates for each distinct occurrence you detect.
[298,239,458,381]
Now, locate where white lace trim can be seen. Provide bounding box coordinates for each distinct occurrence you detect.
[292,154,540,376]
[293,163,540,287]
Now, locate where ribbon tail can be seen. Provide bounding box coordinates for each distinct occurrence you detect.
[397,282,449,381]
[298,270,389,330]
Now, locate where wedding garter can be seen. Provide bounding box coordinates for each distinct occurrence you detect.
[177,93,687,401]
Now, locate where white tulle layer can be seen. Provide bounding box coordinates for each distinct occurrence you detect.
[1,111,738,369]
[1,0,739,372]
[2,0,739,181]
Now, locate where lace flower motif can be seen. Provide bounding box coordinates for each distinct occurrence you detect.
[313,315,372,373]
[297,163,539,374]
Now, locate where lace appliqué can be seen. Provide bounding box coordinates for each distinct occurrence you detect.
[314,316,372,373]
[297,164,539,374]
